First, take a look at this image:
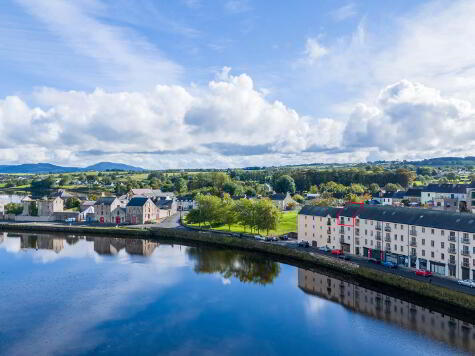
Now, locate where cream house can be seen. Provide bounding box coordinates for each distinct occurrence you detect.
[94,197,121,224]
[37,196,63,216]
[298,204,475,280]
[126,197,157,224]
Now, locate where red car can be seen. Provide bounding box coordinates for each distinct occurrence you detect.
[331,249,344,255]
[415,269,433,277]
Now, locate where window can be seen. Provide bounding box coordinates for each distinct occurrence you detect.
[431,240,434,247]
[394,244,397,250]
[441,230,444,236]
[422,239,425,245]
[441,242,444,249]
[441,253,444,260]
[422,250,425,256]
[400,224,403,229]
[431,251,434,258]
[400,246,403,252]
[365,229,368,235]
[422,227,425,233]
[394,234,397,240]
[371,240,373,246]
[365,239,367,245]
[431,229,434,235]
[401,236,404,242]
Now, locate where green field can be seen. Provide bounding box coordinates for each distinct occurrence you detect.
[187,210,298,236]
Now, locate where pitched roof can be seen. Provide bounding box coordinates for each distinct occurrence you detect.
[127,197,150,207]
[270,193,287,201]
[299,204,475,233]
[404,188,422,197]
[422,183,469,194]
[95,197,118,206]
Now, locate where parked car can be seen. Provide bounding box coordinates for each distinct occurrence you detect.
[338,255,351,261]
[280,235,289,240]
[270,236,278,241]
[457,279,475,288]
[331,249,343,255]
[415,269,433,277]
[318,246,331,252]
[382,261,398,269]
[368,258,381,264]
[254,235,265,241]
[298,241,310,248]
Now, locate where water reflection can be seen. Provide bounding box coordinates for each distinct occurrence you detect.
[187,247,280,285]
[298,268,475,353]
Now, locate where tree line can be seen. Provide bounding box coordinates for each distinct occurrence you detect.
[186,194,281,235]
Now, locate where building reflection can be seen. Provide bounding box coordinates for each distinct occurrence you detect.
[0,232,158,257]
[93,237,158,257]
[298,268,475,353]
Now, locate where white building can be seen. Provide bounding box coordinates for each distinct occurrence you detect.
[298,204,475,280]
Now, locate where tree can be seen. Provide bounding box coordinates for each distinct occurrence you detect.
[5,203,23,215]
[384,183,401,192]
[369,183,380,194]
[174,178,188,194]
[235,198,256,232]
[309,185,319,193]
[349,183,365,194]
[221,195,237,230]
[223,182,241,196]
[29,201,38,216]
[254,199,281,235]
[195,194,221,227]
[292,194,304,203]
[274,175,296,194]
[31,177,56,190]
[65,197,81,210]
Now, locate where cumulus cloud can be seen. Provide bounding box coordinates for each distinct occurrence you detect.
[344,80,475,157]
[303,38,329,64]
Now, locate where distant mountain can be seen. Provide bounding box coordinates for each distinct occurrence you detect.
[84,162,144,172]
[0,162,144,173]
[407,156,475,166]
[0,163,80,174]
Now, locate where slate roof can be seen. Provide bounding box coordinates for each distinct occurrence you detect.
[422,183,469,194]
[381,191,406,199]
[156,199,175,209]
[95,197,118,206]
[404,189,422,197]
[270,193,287,201]
[299,204,475,233]
[127,197,149,207]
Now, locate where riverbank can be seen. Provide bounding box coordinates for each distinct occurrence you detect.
[1,222,474,317]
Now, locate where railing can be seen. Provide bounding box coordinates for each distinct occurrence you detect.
[448,236,456,242]
[462,238,470,244]
[448,247,456,254]
[384,226,391,232]
[462,261,470,268]
[327,238,331,243]
[327,228,331,234]
[340,237,346,243]
[461,250,471,256]
[376,225,382,231]
[410,251,417,257]
[376,243,382,250]
[355,230,360,236]
[448,260,456,266]
[385,236,391,242]
[376,235,382,241]
[385,245,391,251]
[339,228,345,234]
[410,230,417,236]
[410,240,417,247]
[355,238,360,245]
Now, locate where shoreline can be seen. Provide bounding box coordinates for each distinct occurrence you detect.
[1,222,474,320]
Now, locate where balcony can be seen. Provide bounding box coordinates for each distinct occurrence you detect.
[355,230,360,236]
[384,236,391,242]
[385,245,391,251]
[340,236,346,243]
[384,226,391,232]
[376,235,382,241]
[448,236,456,242]
[327,238,331,243]
[376,225,382,231]
[355,238,360,245]
[339,227,345,234]
[461,250,471,256]
[410,251,417,257]
[410,240,417,247]
[326,228,331,234]
[462,238,470,244]
[462,261,470,268]
[376,243,382,250]
[448,260,456,266]
[448,247,456,254]
[410,230,417,236]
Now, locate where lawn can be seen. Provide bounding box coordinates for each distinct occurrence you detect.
[186,210,298,236]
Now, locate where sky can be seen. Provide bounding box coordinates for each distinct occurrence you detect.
[1,0,475,169]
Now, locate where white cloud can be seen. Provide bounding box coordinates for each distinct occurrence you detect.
[303,38,329,64]
[331,3,357,22]
[14,0,182,89]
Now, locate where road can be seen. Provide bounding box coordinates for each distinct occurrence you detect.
[275,240,475,296]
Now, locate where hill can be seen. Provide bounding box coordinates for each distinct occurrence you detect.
[0,162,144,173]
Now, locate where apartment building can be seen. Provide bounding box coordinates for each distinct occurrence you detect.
[298,269,475,353]
[467,184,475,213]
[421,183,469,211]
[298,205,475,280]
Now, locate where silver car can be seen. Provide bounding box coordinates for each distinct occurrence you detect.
[457,279,475,288]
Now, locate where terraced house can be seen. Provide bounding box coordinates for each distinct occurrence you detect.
[298,205,475,280]
[126,197,157,224]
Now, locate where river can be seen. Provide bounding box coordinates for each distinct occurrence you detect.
[0,231,473,355]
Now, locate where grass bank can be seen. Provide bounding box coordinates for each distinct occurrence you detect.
[186,210,298,236]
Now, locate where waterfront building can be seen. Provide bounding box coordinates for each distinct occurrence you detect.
[94,196,121,224]
[126,197,157,224]
[37,196,63,216]
[298,204,475,280]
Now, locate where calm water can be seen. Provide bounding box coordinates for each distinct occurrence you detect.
[0,231,473,356]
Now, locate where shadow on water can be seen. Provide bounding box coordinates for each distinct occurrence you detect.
[1,230,474,353]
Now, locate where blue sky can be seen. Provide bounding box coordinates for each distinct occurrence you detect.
[1,0,475,168]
